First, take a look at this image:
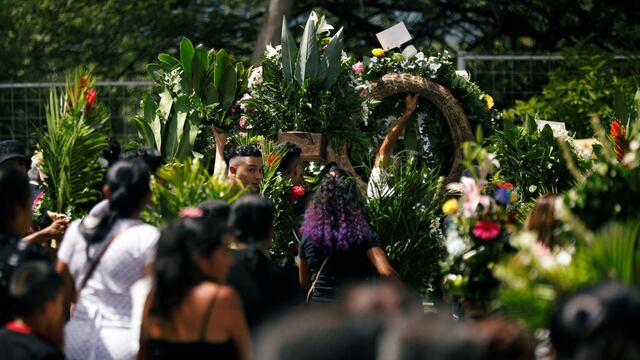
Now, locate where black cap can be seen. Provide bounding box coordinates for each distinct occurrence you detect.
[0,140,31,169]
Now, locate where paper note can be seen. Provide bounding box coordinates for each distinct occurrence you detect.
[376,22,412,50]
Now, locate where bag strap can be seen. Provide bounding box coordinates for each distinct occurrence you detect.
[75,223,138,301]
[306,257,329,304]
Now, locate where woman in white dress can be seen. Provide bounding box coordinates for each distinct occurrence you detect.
[55,159,159,360]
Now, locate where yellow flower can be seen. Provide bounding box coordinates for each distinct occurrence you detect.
[483,94,494,110]
[442,198,459,215]
[371,48,385,57]
[510,192,518,202]
[505,223,519,233]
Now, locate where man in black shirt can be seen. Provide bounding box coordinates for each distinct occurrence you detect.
[0,261,65,360]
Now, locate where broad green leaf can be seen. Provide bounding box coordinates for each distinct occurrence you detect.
[146,63,164,84]
[321,27,344,89]
[173,95,190,159]
[219,63,238,111]
[204,83,219,105]
[295,14,319,84]
[614,87,629,126]
[180,37,195,90]
[281,16,298,83]
[193,44,209,93]
[213,49,229,90]
[158,89,173,121]
[158,53,180,68]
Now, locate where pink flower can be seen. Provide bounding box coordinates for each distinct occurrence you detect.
[180,207,204,219]
[239,115,248,129]
[359,88,368,97]
[447,177,491,217]
[472,220,501,240]
[352,62,364,74]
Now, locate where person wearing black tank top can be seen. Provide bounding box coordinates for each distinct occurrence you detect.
[139,214,251,360]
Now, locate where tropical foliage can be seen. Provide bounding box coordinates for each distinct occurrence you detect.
[241,12,365,144]
[143,158,247,226]
[133,37,247,161]
[365,155,445,291]
[38,69,109,218]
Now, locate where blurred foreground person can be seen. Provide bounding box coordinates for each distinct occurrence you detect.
[227,194,302,332]
[57,159,159,359]
[0,167,48,326]
[139,215,250,360]
[550,281,640,360]
[299,166,398,303]
[0,261,65,360]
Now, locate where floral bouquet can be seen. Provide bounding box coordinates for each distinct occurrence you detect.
[241,12,366,144]
[440,143,519,307]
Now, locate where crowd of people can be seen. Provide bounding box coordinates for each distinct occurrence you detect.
[1,105,640,359]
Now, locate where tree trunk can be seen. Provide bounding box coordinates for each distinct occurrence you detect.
[251,0,294,65]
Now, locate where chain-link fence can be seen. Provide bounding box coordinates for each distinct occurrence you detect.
[0,81,153,148]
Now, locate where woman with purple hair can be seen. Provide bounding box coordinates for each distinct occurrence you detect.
[298,166,399,304]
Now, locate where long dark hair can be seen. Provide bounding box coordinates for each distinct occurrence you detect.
[299,166,373,255]
[230,194,274,245]
[150,216,228,319]
[78,159,150,246]
[0,167,31,233]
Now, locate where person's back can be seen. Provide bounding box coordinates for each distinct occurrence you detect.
[140,215,251,360]
[144,283,240,360]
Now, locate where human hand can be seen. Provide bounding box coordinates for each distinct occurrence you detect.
[43,219,70,242]
[404,93,420,115]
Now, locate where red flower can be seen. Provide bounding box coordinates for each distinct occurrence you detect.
[288,185,305,201]
[498,182,514,191]
[472,220,501,240]
[508,212,517,223]
[610,119,629,161]
[267,154,281,166]
[85,88,97,112]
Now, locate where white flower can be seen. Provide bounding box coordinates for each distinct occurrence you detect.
[265,44,281,61]
[402,45,418,60]
[427,57,442,73]
[446,230,466,256]
[248,66,263,88]
[479,152,500,178]
[309,11,334,35]
[556,251,572,267]
[455,70,470,81]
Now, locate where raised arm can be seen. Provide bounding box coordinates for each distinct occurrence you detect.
[212,126,229,179]
[373,93,420,169]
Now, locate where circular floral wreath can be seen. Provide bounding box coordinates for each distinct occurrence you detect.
[353,48,499,174]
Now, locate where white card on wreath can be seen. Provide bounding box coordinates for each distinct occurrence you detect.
[376,22,412,50]
[536,120,566,132]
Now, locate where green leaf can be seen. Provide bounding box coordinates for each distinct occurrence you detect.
[213,49,229,90]
[146,63,164,84]
[281,16,298,83]
[158,53,180,68]
[295,13,319,84]
[204,83,219,105]
[192,44,210,94]
[320,27,344,89]
[219,63,238,111]
[614,87,629,125]
[180,37,195,90]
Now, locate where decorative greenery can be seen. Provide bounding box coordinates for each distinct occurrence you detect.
[242,12,365,144]
[502,45,640,138]
[440,142,518,304]
[352,47,498,174]
[487,116,589,206]
[133,37,246,161]
[365,155,445,291]
[259,143,303,259]
[38,69,109,218]
[143,158,247,226]
[496,219,640,331]
[563,90,640,231]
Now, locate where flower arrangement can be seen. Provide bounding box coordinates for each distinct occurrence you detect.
[563,90,640,230]
[440,142,518,305]
[38,68,110,219]
[352,47,498,173]
[241,12,366,145]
